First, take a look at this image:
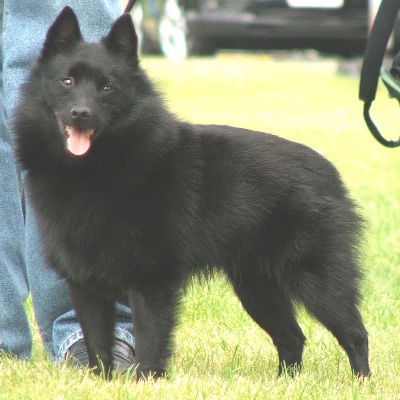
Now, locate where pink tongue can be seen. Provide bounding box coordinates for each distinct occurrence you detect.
[67,127,93,156]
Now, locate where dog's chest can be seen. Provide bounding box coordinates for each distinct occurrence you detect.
[32,173,163,283]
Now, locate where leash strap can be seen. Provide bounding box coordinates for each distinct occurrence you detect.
[359,0,400,147]
[124,0,137,13]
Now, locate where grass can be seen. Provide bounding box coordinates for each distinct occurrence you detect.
[1,54,400,399]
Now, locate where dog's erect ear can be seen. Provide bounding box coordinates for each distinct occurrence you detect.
[103,14,138,65]
[40,6,82,60]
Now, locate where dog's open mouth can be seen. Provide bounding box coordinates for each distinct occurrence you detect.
[56,114,95,157]
[64,125,95,156]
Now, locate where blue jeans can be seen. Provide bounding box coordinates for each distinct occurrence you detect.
[0,0,134,362]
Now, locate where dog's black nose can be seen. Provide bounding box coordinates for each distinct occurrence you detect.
[70,106,91,120]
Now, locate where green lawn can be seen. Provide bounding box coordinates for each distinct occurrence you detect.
[1,55,399,399]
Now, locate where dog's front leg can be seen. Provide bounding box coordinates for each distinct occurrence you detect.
[128,281,180,381]
[68,282,115,378]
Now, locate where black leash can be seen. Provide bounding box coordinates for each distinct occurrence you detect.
[124,0,137,14]
[359,0,400,147]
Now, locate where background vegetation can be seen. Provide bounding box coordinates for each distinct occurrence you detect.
[1,55,399,399]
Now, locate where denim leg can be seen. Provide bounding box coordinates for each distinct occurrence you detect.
[0,142,31,359]
[0,119,31,359]
[0,1,31,359]
[2,0,134,361]
[55,309,135,364]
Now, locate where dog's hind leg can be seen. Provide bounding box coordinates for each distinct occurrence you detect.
[293,266,370,378]
[229,273,306,377]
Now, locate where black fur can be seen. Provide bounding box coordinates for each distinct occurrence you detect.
[13,7,370,380]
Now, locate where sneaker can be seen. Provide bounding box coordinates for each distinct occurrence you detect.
[66,338,135,372]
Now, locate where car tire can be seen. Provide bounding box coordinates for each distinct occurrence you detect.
[158,0,189,60]
[132,1,157,54]
[158,0,214,59]
[131,2,144,54]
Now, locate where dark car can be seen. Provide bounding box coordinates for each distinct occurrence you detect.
[131,0,377,59]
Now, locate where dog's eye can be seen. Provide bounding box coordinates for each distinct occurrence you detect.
[61,77,74,87]
[102,84,114,92]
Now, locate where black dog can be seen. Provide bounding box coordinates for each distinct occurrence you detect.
[14,7,370,380]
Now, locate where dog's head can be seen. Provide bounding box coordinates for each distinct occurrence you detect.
[25,7,140,160]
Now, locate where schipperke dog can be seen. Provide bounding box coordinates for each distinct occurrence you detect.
[13,7,370,380]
